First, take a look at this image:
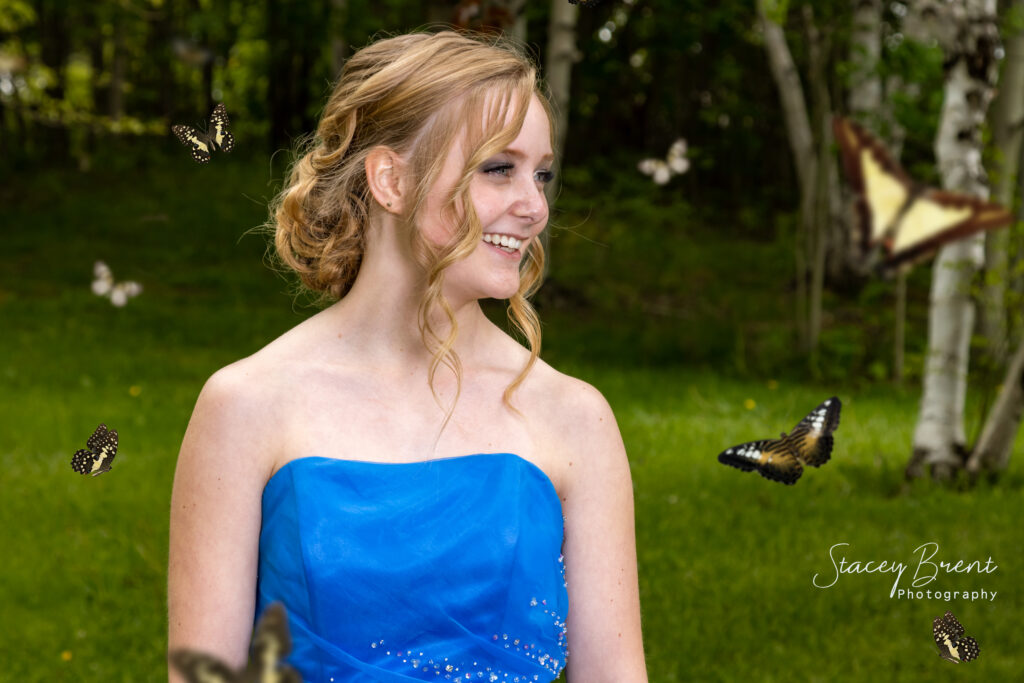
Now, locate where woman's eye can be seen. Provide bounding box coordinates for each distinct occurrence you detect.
[535,169,555,185]
[484,163,514,177]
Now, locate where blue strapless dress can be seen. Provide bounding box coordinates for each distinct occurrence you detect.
[255,453,569,682]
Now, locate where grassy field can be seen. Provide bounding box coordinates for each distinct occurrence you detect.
[1,158,1021,681]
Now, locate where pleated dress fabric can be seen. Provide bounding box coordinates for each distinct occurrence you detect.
[255,453,569,682]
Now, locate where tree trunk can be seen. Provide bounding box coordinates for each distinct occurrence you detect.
[907,0,1002,481]
[109,12,126,121]
[36,0,70,161]
[542,0,579,276]
[964,0,1024,474]
[758,0,822,354]
[967,337,1024,472]
[330,0,349,80]
[980,0,1024,366]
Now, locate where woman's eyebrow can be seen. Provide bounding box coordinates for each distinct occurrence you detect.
[502,147,555,163]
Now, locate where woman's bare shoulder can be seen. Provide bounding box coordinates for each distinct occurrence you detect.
[521,358,624,476]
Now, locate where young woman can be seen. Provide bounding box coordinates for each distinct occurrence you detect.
[168,30,647,683]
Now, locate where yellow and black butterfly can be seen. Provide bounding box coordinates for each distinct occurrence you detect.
[933,611,980,663]
[717,397,840,485]
[71,423,118,476]
[833,116,1013,269]
[170,602,302,683]
[173,103,234,164]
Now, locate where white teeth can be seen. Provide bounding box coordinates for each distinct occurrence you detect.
[482,233,521,251]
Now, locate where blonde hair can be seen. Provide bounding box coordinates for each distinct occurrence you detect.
[270,30,552,429]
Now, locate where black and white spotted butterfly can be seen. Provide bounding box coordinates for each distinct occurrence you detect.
[170,602,302,683]
[71,423,118,476]
[172,103,234,164]
[717,397,841,485]
[933,610,980,663]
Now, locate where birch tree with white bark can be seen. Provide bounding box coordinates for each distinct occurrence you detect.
[905,0,1004,480]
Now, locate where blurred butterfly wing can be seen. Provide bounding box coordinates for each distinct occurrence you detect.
[667,138,689,174]
[110,281,142,307]
[92,261,113,296]
[718,438,803,484]
[886,189,1013,266]
[209,103,234,153]
[173,124,213,163]
[170,649,237,683]
[786,397,841,468]
[242,602,302,683]
[833,116,911,252]
[834,115,1014,267]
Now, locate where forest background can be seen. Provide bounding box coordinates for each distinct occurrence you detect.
[1,0,1022,681]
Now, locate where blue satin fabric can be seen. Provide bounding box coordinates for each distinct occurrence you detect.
[255,453,569,682]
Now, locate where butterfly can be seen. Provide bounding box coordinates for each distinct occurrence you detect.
[569,0,608,6]
[92,261,142,307]
[71,423,118,476]
[933,610,980,663]
[172,103,234,164]
[170,602,302,683]
[833,115,1014,269]
[638,138,689,185]
[717,397,841,485]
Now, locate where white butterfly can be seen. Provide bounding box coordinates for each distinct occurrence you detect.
[92,261,142,307]
[638,138,690,185]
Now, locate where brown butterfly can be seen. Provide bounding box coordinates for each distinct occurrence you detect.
[170,603,302,683]
[933,610,980,663]
[717,397,841,485]
[833,116,1013,269]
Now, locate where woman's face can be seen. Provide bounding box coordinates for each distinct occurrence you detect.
[419,93,553,303]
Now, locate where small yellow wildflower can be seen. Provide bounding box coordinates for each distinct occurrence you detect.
[129,385,142,397]
[61,651,72,662]
[744,398,756,410]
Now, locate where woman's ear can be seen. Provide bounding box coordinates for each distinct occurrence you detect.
[366,147,407,213]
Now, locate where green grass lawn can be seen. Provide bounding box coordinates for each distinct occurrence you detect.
[1,159,1021,681]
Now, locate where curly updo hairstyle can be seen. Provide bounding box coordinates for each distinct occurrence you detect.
[271,30,554,425]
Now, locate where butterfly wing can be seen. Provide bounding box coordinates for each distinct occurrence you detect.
[169,649,238,683]
[785,397,841,468]
[240,602,302,683]
[886,188,1013,266]
[667,138,689,174]
[209,103,234,153]
[71,448,99,475]
[833,116,912,253]
[933,611,980,663]
[173,124,213,163]
[92,261,114,296]
[638,159,671,185]
[110,281,142,307]
[72,424,114,475]
[717,438,803,485]
[84,423,117,475]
